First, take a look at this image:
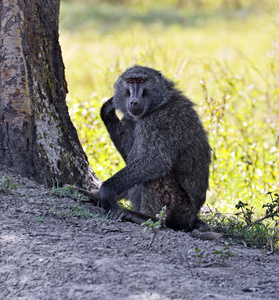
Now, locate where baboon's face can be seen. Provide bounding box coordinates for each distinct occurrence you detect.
[113,66,172,120]
[124,77,148,117]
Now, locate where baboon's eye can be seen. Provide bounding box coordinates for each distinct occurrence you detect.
[138,78,147,83]
[127,79,135,84]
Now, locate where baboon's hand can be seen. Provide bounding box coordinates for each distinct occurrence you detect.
[108,208,155,225]
[88,188,101,201]
[100,97,115,119]
[79,188,101,206]
[64,185,101,206]
[107,208,127,221]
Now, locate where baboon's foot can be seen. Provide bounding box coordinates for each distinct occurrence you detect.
[192,216,211,232]
[191,216,223,240]
[191,229,223,240]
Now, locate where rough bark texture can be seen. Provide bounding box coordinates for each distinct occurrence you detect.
[0,0,100,189]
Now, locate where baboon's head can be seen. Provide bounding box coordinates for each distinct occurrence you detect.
[113,66,175,119]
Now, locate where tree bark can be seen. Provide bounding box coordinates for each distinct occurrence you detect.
[0,0,100,189]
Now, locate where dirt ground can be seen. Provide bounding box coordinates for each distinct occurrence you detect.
[1,166,279,300]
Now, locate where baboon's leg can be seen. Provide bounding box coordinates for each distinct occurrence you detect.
[65,185,155,224]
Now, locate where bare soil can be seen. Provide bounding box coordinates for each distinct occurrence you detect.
[1,166,278,300]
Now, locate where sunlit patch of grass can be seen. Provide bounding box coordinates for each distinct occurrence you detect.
[59,1,279,220]
[202,191,279,251]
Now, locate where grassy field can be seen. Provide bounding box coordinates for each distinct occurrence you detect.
[59,0,279,220]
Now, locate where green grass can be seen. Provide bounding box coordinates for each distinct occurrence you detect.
[59,1,279,238]
[0,175,18,191]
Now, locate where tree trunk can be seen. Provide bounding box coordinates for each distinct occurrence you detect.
[0,0,100,189]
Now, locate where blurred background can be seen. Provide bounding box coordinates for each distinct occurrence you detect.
[59,0,279,215]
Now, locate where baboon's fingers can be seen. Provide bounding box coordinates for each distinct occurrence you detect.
[108,208,126,221]
[86,189,101,206]
[64,185,101,206]
[109,208,155,225]
[120,210,150,224]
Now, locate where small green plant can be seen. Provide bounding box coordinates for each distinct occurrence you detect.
[262,192,279,220]
[188,247,203,258]
[103,210,112,221]
[188,243,233,267]
[51,179,89,201]
[142,206,167,247]
[212,242,232,259]
[235,200,254,226]
[204,192,279,251]
[35,216,46,223]
[24,193,30,200]
[0,175,18,191]
[188,247,204,264]
[235,192,279,229]
[46,197,100,220]
[36,179,102,220]
[70,202,97,218]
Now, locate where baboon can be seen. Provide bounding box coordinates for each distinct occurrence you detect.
[98,65,211,231]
